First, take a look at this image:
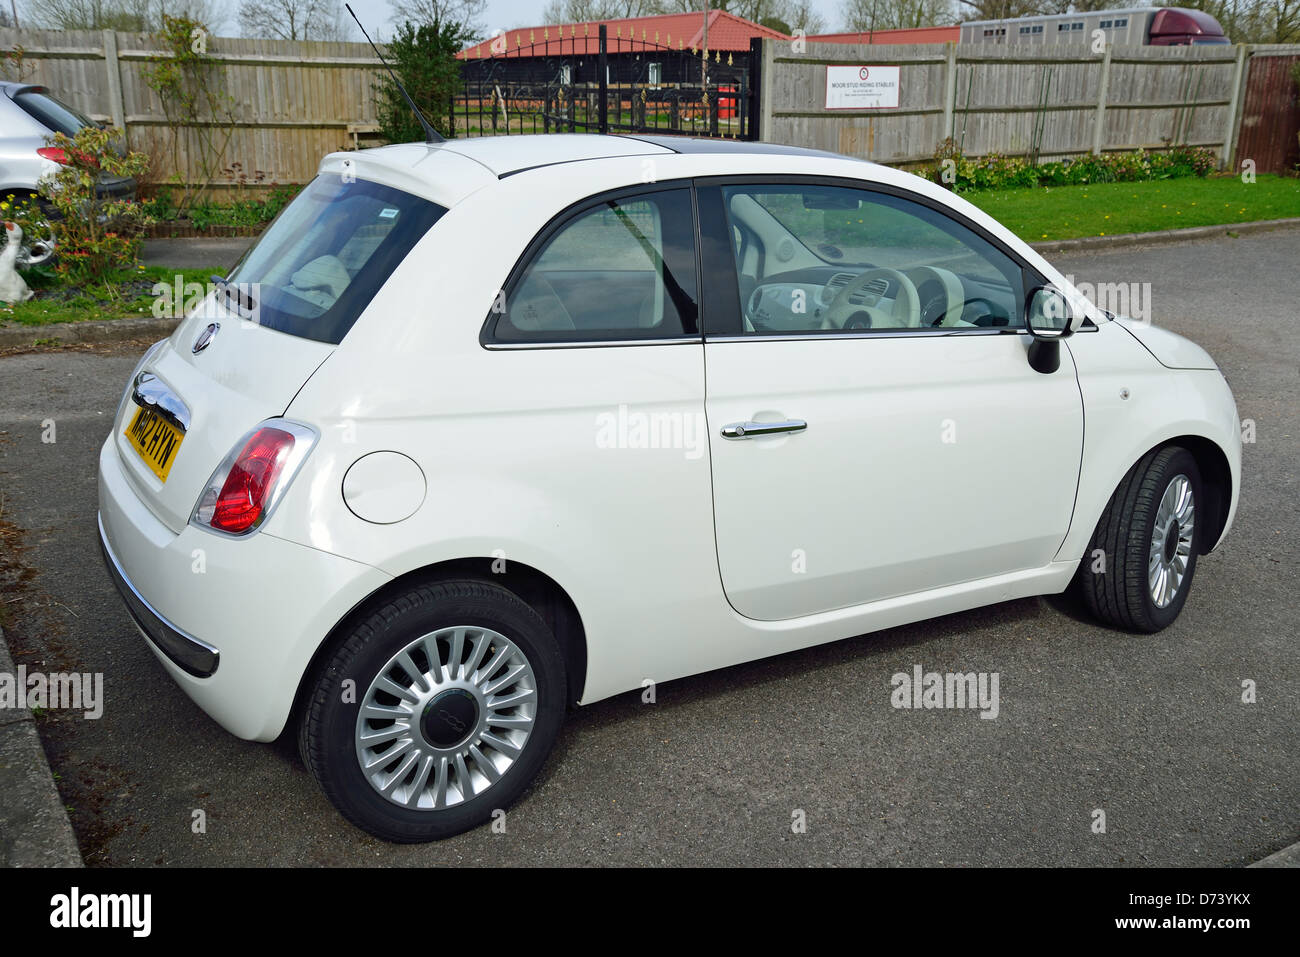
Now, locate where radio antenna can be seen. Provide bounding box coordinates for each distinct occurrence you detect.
[345,3,445,144]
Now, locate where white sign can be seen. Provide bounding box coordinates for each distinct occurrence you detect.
[825,65,901,110]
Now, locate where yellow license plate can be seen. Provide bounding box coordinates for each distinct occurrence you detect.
[125,406,185,482]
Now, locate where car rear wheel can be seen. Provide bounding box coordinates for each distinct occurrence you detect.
[3,193,56,268]
[299,580,567,842]
[18,223,56,268]
[1078,446,1202,633]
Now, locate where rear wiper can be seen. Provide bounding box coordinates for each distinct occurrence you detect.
[210,274,259,316]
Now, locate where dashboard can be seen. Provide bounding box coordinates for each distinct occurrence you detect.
[742,265,1018,333]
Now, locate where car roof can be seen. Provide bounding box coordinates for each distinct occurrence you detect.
[424,134,672,178]
[354,133,855,180]
[620,134,853,162]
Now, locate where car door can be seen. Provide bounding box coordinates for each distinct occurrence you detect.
[697,180,1084,622]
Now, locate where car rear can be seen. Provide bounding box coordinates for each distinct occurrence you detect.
[98,151,487,741]
[0,83,136,200]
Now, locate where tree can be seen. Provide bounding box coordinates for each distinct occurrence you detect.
[541,0,658,23]
[841,0,956,31]
[786,0,827,33]
[1179,0,1300,43]
[237,0,351,40]
[954,0,1048,19]
[645,0,823,34]
[389,0,485,38]
[375,17,474,142]
[24,0,232,31]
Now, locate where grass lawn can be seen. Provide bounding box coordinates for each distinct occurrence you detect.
[963,174,1300,242]
[1,266,217,327]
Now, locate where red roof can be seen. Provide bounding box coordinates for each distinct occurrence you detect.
[458,10,789,60]
[809,25,960,45]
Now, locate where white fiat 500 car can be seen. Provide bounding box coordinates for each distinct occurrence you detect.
[99,134,1240,842]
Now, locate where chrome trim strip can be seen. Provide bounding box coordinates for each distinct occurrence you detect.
[483,337,703,351]
[130,372,191,432]
[98,513,219,678]
[708,327,1021,343]
[708,324,1097,343]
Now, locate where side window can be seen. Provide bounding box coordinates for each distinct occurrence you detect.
[719,184,1025,335]
[493,188,698,343]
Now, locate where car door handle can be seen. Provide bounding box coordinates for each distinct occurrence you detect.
[720,419,808,440]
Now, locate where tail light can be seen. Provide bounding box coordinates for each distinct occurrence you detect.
[192,421,317,536]
[37,146,97,167]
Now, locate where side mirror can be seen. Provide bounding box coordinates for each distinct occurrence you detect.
[1023,285,1076,374]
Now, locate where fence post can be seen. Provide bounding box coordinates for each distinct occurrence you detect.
[102,30,128,145]
[748,37,763,142]
[1091,44,1112,156]
[598,25,608,134]
[759,30,775,143]
[1221,43,1248,171]
[942,41,957,140]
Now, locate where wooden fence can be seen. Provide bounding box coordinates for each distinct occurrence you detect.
[759,39,1300,170]
[1234,49,1300,174]
[0,27,386,192]
[2,27,1297,188]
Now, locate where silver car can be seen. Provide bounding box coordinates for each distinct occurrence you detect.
[0,80,137,266]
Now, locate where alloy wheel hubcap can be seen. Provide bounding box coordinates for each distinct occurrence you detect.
[356,625,537,810]
[1148,474,1195,609]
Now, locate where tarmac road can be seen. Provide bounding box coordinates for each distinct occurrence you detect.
[0,229,1296,866]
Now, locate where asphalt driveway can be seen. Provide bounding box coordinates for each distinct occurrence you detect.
[0,228,1296,866]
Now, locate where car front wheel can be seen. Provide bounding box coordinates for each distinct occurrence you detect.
[300,580,567,842]
[1079,446,1203,633]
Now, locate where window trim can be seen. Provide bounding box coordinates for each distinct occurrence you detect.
[479,179,703,349]
[692,173,1070,340]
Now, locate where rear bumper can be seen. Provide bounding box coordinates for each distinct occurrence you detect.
[99,517,219,678]
[97,435,392,742]
[94,176,136,202]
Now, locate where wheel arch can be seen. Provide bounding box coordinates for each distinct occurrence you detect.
[289,557,589,734]
[1169,433,1233,554]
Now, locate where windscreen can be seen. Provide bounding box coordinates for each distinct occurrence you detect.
[224,174,445,344]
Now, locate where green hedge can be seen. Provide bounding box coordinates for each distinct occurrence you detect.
[926,140,1218,192]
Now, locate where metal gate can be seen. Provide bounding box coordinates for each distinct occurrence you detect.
[1236,53,1300,175]
[457,25,758,140]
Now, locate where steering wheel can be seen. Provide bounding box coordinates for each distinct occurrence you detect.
[960,297,1005,327]
[824,267,921,330]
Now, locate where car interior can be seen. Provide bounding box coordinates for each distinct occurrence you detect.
[504,193,697,339]
[224,174,445,344]
[722,186,1024,335]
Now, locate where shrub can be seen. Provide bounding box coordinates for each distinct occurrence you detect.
[376,18,477,142]
[36,125,155,282]
[928,142,1218,193]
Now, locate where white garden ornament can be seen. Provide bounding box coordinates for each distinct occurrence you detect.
[0,221,34,304]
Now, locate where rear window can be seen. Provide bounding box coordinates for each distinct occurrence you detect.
[224,174,445,344]
[14,90,94,136]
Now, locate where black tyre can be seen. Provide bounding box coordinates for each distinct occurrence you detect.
[300,580,567,842]
[1078,446,1202,633]
[3,192,56,268]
